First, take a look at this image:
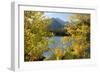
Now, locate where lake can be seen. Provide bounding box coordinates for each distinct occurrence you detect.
[43,36,74,58]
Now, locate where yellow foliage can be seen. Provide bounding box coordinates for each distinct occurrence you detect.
[54,48,63,60]
[24,11,53,61]
[61,36,70,44]
[72,43,82,55]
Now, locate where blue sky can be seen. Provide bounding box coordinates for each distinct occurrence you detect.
[44,12,72,22]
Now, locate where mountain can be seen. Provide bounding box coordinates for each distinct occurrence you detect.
[48,18,66,31]
[47,18,71,36]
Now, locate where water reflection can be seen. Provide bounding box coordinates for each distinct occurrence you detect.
[43,36,75,58]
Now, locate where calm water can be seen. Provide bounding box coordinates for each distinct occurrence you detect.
[43,36,74,58]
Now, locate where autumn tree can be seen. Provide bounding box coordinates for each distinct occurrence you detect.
[24,11,53,61]
[63,13,90,59]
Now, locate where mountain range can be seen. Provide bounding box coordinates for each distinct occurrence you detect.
[48,18,69,36]
[48,18,68,31]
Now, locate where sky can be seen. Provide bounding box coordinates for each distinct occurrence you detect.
[44,12,72,22]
